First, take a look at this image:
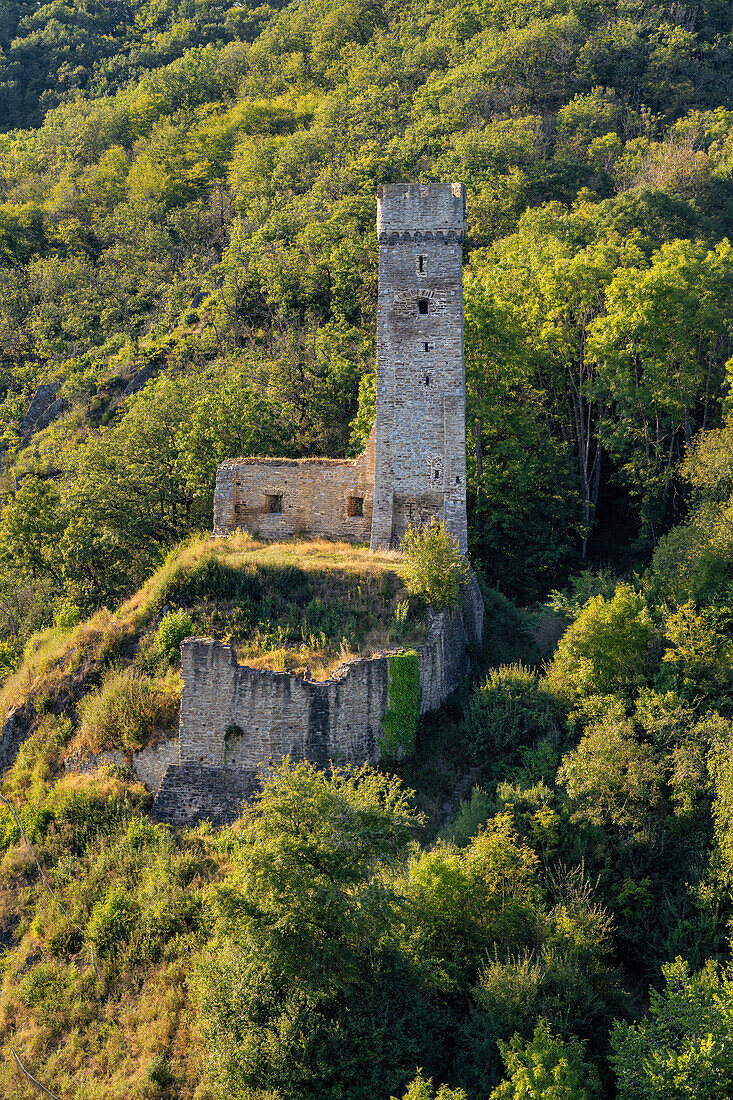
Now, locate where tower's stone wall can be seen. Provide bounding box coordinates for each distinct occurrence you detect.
[371,182,468,551]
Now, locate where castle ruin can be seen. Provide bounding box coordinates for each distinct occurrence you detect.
[150,183,481,827]
[213,182,468,552]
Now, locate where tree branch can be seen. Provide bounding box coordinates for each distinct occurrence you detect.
[10,1047,62,1100]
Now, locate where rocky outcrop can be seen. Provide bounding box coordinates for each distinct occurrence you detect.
[20,383,63,439]
[0,706,33,770]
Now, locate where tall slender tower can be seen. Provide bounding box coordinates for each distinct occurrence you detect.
[370,182,468,553]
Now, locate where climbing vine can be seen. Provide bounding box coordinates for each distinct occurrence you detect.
[380,650,421,759]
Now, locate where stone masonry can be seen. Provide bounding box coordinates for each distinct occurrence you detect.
[213,182,468,551]
[371,182,468,552]
[153,573,483,826]
[177,574,482,771]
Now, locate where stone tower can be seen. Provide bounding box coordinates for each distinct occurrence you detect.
[370,182,468,553]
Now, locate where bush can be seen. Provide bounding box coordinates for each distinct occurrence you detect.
[87,886,138,958]
[402,520,469,610]
[446,786,495,846]
[545,585,660,702]
[156,608,196,664]
[393,1073,467,1100]
[491,1019,601,1100]
[77,668,180,758]
[464,664,563,762]
[611,957,733,1100]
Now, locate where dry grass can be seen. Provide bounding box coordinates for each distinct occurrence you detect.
[0,532,419,760]
[73,668,182,758]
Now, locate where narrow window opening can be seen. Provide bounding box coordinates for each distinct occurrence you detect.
[455,476,461,484]
[418,298,429,315]
[417,254,426,274]
[347,496,364,517]
[424,374,431,386]
[434,469,440,481]
[265,493,283,514]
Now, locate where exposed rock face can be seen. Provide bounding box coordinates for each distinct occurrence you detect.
[123,361,161,397]
[0,707,31,770]
[20,383,61,439]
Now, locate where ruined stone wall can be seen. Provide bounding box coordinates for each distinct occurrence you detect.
[213,427,375,540]
[371,182,468,552]
[177,574,483,772]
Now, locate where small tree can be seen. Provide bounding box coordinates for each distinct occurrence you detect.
[611,957,733,1099]
[401,519,469,611]
[393,1071,467,1100]
[156,608,196,665]
[491,1019,601,1100]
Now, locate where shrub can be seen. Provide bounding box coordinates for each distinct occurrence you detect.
[557,701,664,834]
[402,519,469,610]
[156,608,196,664]
[87,886,138,958]
[611,957,733,1100]
[464,664,562,762]
[545,584,660,702]
[77,668,180,758]
[393,1073,467,1100]
[446,786,495,846]
[491,1019,601,1100]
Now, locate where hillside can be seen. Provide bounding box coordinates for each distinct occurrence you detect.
[5,0,733,650]
[5,0,733,1096]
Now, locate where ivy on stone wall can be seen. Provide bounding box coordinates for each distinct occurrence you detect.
[380,650,421,760]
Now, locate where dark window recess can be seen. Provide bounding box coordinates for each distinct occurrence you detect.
[265,493,283,513]
[418,298,429,315]
[347,496,364,517]
[425,374,431,386]
[434,469,440,480]
[424,341,434,352]
[417,255,426,273]
[456,476,461,484]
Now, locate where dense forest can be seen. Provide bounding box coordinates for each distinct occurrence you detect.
[3,0,733,1096]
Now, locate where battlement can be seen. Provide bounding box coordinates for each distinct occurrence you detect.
[377,183,467,238]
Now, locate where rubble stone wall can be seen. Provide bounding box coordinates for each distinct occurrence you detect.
[178,574,483,772]
[213,429,375,541]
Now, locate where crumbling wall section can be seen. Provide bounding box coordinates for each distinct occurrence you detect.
[178,574,483,772]
[213,428,375,541]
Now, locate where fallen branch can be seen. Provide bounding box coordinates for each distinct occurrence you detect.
[10,1047,62,1100]
[0,793,103,989]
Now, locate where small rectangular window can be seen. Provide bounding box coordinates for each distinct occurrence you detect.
[417,255,426,275]
[418,298,429,315]
[434,469,440,480]
[265,493,283,514]
[347,496,364,517]
[424,342,434,352]
[425,374,431,386]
